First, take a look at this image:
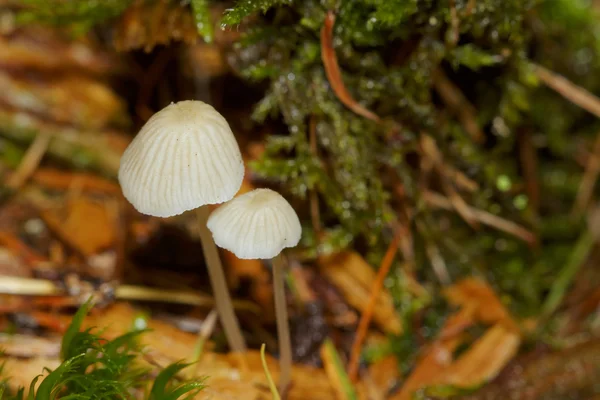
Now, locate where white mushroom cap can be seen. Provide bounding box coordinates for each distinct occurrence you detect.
[207,188,302,259]
[118,100,244,217]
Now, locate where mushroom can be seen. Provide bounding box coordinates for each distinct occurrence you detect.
[118,100,246,352]
[207,188,302,391]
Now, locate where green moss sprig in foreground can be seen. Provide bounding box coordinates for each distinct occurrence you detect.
[0,301,206,400]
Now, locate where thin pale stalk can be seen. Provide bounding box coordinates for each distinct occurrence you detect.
[195,206,247,352]
[272,254,292,394]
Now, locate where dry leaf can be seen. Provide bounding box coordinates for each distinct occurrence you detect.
[319,252,401,334]
[444,277,519,332]
[441,323,521,386]
[392,307,473,400]
[368,355,400,396]
[42,197,115,257]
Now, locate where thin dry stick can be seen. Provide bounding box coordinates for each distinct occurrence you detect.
[0,275,259,312]
[195,206,247,353]
[321,11,381,123]
[441,178,480,229]
[423,191,536,244]
[443,164,479,193]
[421,135,479,228]
[192,309,218,377]
[0,276,60,296]
[272,254,293,394]
[425,242,451,286]
[518,129,540,216]
[573,131,600,215]
[432,68,484,143]
[348,230,402,382]
[420,134,478,192]
[448,0,460,46]
[7,132,52,189]
[535,64,600,118]
[115,284,259,312]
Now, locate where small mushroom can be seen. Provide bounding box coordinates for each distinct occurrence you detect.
[207,188,301,392]
[118,100,246,352]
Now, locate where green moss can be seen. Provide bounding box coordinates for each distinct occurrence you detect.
[191,0,214,43]
[0,302,205,399]
[16,0,133,35]
[220,0,600,330]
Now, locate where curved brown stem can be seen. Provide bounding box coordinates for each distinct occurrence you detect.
[195,205,247,352]
[272,254,292,394]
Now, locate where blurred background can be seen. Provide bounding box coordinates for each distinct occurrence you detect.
[0,0,599,399]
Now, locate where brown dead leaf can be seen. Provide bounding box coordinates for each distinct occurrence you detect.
[83,303,199,365]
[368,355,400,397]
[41,197,115,257]
[441,323,520,387]
[443,277,519,332]
[319,252,401,334]
[393,280,523,399]
[392,307,473,400]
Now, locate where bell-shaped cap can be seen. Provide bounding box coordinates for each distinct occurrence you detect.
[118,100,244,217]
[207,188,302,259]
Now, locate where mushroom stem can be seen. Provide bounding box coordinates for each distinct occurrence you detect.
[272,253,292,393]
[195,205,247,352]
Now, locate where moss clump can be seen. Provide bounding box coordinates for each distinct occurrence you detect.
[0,301,205,399]
[222,0,600,317]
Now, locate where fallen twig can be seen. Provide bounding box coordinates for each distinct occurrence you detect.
[0,109,125,178]
[425,241,451,286]
[347,229,402,382]
[572,130,600,215]
[423,191,536,244]
[321,11,381,123]
[6,132,51,190]
[447,0,460,46]
[518,129,540,217]
[534,64,600,119]
[0,276,260,313]
[191,309,218,377]
[421,135,479,228]
[432,68,484,143]
[0,232,49,266]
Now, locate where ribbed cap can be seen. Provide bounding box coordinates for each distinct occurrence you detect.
[118,100,244,217]
[207,188,302,259]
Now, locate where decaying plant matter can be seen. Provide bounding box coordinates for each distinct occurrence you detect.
[1,0,600,399]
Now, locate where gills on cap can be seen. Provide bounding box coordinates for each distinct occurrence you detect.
[207,188,302,259]
[118,100,244,217]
